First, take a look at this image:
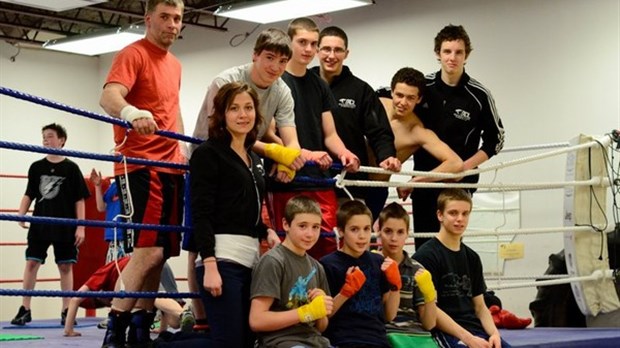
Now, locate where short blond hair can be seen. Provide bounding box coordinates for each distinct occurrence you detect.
[437,189,472,212]
[146,0,184,14]
[287,17,318,39]
[283,195,322,224]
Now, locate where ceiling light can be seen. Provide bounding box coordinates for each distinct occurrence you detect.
[0,0,107,12]
[215,0,373,24]
[42,25,144,56]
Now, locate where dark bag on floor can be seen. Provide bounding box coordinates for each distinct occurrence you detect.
[153,331,213,348]
[528,250,586,327]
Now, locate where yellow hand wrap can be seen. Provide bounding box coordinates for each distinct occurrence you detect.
[277,164,296,179]
[297,295,327,323]
[264,143,301,166]
[415,269,437,303]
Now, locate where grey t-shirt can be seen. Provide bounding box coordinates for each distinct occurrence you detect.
[192,63,296,151]
[251,244,331,348]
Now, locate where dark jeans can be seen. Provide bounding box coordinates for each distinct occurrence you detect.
[434,328,511,347]
[195,261,254,348]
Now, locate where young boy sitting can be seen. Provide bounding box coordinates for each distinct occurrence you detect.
[249,195,334,348]
[378,202,438,347]
[413,189,511,347]
[320,200,401,348]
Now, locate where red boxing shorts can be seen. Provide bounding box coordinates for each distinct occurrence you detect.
[116,168,184,258]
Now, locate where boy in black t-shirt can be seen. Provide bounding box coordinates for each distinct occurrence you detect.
[320,200,401,348]
[11,123,90,326]
[269,17,360,260]
[413,189,510,347]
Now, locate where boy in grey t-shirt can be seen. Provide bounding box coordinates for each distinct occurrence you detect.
[192,28,303,182]
[250,196,333,348]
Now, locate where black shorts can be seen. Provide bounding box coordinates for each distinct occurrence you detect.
[116,168,184,259]
[25,239,78,264]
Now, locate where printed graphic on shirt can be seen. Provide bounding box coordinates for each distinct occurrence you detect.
[349,264,383,314]
[441,273,472,298]
[287,267,317,309]
[338,98,356,109]
[39,175,65,201]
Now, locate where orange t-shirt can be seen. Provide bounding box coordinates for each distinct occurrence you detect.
[105,39,184,175]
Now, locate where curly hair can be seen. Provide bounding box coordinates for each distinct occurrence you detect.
[434,24,472,57]
[390,67,426,98]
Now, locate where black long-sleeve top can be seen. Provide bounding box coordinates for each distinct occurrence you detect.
[190,138,267,259]
[310,66,396,179]
[415,70,505,183]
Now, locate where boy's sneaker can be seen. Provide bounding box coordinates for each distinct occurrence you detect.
[10,306,32,326]
[61,308,77,326]
[180,308,195,333]
[98,318,109,329]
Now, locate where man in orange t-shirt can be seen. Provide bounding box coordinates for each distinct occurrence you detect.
[98,1,186,346]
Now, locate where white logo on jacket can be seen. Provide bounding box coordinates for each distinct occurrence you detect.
[338,98,356,109]
[453,109,471,121]
[256,162,265,176]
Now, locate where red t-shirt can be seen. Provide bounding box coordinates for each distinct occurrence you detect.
[105,39,184,175]
[84,256,131,291]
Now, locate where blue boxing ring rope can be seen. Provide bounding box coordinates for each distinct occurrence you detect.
[0,85,342,304]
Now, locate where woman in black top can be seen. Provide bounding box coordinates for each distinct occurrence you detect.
[190,82,280,347]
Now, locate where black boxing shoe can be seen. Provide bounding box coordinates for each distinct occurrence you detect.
[10,306,32,326]
[101,310,131,348]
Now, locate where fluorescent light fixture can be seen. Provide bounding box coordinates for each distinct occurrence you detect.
[215,0,373,24]
[0,0,107,12]
[43,25,144,56]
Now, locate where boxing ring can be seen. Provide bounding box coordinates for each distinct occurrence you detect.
[1,86,620,347]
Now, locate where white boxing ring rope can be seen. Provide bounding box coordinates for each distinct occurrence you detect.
[412,225,610,239]
[485,274,571,280]
[499,141,570,153]
[488,269,617,291]
[337,175,609,192]
[345,135,612,180]
[335,133,619,317]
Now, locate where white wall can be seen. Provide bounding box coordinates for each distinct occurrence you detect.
[0,41,112,320]
[0,0,618,322]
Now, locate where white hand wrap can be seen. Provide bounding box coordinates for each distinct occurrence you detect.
[120,105,154,123]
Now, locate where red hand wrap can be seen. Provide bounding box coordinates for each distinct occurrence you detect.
[384,261,402,290]
[340,268,366,298]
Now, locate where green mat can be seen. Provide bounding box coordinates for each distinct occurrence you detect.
[387,332,439,348]
[0,333,44,341]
